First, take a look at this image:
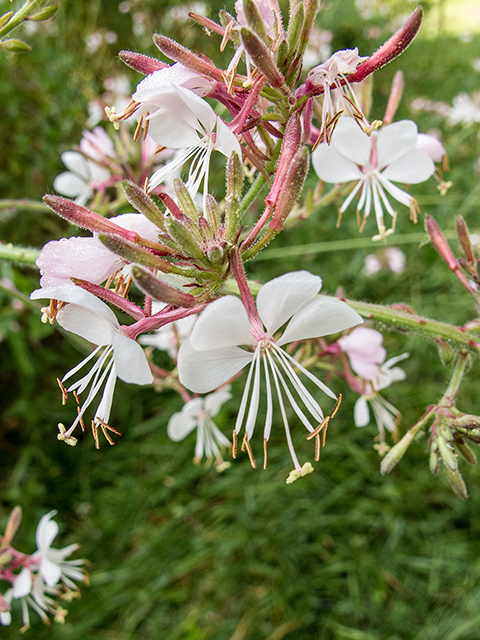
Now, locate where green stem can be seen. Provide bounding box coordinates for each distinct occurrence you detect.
[0,0,45,38]
[345,298,480,353]
[241,173,266,214]
[0,199,48,212]
[440,351,469,402]
[0,243,39,266]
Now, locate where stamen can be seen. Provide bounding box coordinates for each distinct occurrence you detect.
[263,437,268,470]
[336,209,342,228]
[96,418,122,446]
[232,429,238,458]
[321,418,329,447]
[220,19,234,52]
[57,378,68,405]
[242,434,257,469]
[143,112,150,140]
[330,393,342,419]
[77,406,85,432]
[91,421,100,449]
[306,416,329,441]
[315,434,321,461]
[133,115,144,143]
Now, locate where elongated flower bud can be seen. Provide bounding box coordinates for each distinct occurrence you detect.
[98,234,176,273]
[3,506,22,546]
[243,0,270,42]
[266,113,301,207]
[43,195,140,243]
[285,1,304,67]
[225,151,244,243]
[445,466,468,500]
[269,146,309,231]
[132,265,195,307]
[205,194,221,236]
[153,34,223,81]
[118,50,168,74]
[28,5,58,21]
[240,27,287,91]
[455,440,477,465]
[383,71,404,125]
[122,180,166,232]
[166,218,207,263]
[348,7,423,83]
[456,215,475,264]
[298,0,320,59]
[380,430,414,474]
[174,179,199,223]
[437,435,458,472]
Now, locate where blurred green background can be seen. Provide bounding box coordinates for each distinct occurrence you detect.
[1,0,480,638]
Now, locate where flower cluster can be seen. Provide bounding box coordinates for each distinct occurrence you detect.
[0,508,85,630]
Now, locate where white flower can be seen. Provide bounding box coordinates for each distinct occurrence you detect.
[168,387,232,466]
[133,83,240,200]
[178,271,362,475]
[312,118,435,239]
[0,590,13,626]
[31,511,84,590]
[30,284,153,441]
[353,354,408,442]
[338,327,386,381]
[36,212,160,288]
[448,92,480,125]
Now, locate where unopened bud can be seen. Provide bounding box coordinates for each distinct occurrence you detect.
[380,430,414,474]
[204,195,220,236]
[118,50,167,74]
[2,506,22,547]
[266,113,301,207]
[27,4,58,21]
[122,181,166,232]
[269,146,309,231]
[437,435,458,472]
[0,12,13,28]
[436,338,455,365]
[174,179,199,223]
[0,38,31,52]
[98,234,176,273]
[456,215,475,264]
[131,266,195,307]
[445,466,468,500]
[166,218,207,263]
[286,1,304,64]
[242,0,270,43]
[429,447,440,475]
[298,0,321,59]
[455,440,478,465]
[225,151,244,243]
[349,7,423,83]
[383,71,404,125]
[43,195,140,242]
[240,27,287,91]
[153,34,223,81]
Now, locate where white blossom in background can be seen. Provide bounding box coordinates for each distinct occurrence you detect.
[168,387,232,467]
[178,271,362,481]
[312,118,435,239]
[30,284,153,442]
[363,247,406,275]
[448,92,480,125]
[53,127,114,205]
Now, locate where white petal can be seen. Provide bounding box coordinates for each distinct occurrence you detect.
[60,151,90,180]
[256,271,322,335]
[167,403,200,441]
[189,296,255,350]
[40,557,62,588]
[178,339,253,393]
[148,111,202,149]
[204,386,232,416]
[312,144,363,183]
[94,366,117,423]
[416,133,445,162]
[278,297,363,346]
[53,172,89,199]
[354,396,370,427]
[376,120,418,169]
[56,305,114,346]
[31,284,119,326]
[330,118,372,166]
[13,568,32,598]
[214,117,241,158]
[35,510,58,551]
[381,149,435,184]
[111,330,153,385]
[112,213,160,242]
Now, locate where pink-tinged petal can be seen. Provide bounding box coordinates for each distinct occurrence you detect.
[40,556,62,588]
[35,510,59,551]
[178,340,253,393]
[257,271,322,336]
[338,327,386,380]
[112,213,160,243]
[312,143,363,183]
[204,386,232,416]
[381,149,435,184]
[416,133,445,162]
[134,64,214,101]
[55,305,114,346]
[376,120,417,169]
[354,396,370,427]
[111,331,153,385]
[330,118,372,166]
[31,284,119,327]
[278,297,363,346]
[189,297,255,350]
[36,237,123,288]
[167,400,201,441]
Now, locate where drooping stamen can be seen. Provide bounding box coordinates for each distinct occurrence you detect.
[57,378,68,405]
[232,429,238,458]
[263,437,268,470]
